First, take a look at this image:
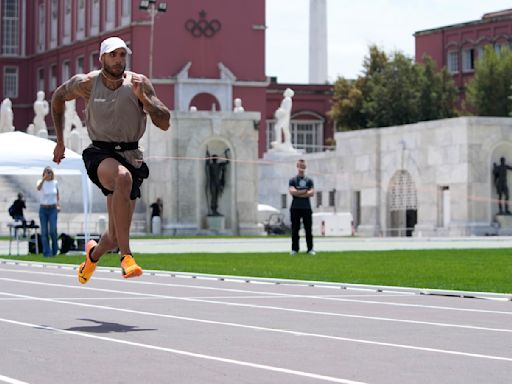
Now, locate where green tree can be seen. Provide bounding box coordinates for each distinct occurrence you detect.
[466,45,512,116]
[329,77,366,131]
[417,55,457,121]
[363,51,420,128]
[329,46,459,131]
[329,45,388,130]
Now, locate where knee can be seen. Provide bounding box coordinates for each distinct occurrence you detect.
[114,171,132,192]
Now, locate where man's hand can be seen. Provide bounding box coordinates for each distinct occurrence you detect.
[53,142,66,164]
[131,73,146,103]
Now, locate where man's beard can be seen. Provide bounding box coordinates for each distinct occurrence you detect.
[103,63,125,79]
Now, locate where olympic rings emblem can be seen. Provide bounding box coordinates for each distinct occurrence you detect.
[185,10,221,38]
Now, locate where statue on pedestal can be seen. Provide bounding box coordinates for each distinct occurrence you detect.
[205,147,230,216]
[493,157,512,214]
[64,99,83,134]
[33,91,49,133]
[0,98,14,132]
[271,88,296,152]
[233,98,245,113]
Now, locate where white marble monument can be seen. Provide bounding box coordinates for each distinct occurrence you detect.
[0,98,14,132]
[260,117,512,237]
[33,91,49,135]
[309,0,328,84]
[143,110,263,235]
[233,98,245,113]
[271,88,297,153]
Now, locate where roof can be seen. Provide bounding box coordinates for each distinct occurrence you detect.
[414,8,512,37]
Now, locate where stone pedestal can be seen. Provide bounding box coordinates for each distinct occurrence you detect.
[207,215,225,234]
[151,216,162,235]
[495,214,512,235]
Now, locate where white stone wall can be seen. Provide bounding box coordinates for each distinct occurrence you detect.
[258,117,512,237]
[143,111,262,235]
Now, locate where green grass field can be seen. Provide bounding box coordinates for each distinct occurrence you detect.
[2,248,512,294]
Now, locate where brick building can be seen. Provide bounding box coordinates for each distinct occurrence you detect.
[0,0,333,156]
[415,8,512,101]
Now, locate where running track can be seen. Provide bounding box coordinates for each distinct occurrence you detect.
[0,260,511,384]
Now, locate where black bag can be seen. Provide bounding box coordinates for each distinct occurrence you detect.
[59,233,76,254]
[29,234,42,254]
[8,204,15,218]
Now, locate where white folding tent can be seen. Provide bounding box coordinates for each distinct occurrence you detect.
[0,131,91,242]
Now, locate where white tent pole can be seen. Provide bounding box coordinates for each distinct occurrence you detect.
[81,172,89,246]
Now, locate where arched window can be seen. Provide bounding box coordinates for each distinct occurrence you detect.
[189,93,221,111]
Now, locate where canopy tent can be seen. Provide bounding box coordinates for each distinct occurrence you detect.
[0,131,91,242]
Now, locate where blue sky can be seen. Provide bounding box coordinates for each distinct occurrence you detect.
[266,0,512,83]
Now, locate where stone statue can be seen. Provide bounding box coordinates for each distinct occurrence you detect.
[233,98,245,113]
[493,157,512,214]
[33,90,49,132]
[64,99,83,134]
[205,147,230,216]
[271,88,295,151]
[0,98,14,132]
[26,123,35,135]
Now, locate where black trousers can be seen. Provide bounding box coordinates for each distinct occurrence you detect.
[290,208,313,252]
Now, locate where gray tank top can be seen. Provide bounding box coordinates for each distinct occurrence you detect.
[85,70,146,165]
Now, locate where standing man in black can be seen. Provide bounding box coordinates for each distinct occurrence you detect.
[289,159,315,255]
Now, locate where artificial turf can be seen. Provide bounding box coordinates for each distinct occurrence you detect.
[2,248,512,294]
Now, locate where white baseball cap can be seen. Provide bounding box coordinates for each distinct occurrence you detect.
[99,37,132,59]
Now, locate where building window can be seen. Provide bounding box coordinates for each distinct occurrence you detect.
[2,0,19,55]
[62,60,70,82]
[77,0,86,40]
[106,0,116,30]
[316,191,323,208]
[50,64,57,91]
[76,56,84,74]
[63,0,72,44]
[122,0,131,26]
[477,46,485,60]
[447,51,458,73]
[50,0,58,48]
[328,189,336,207]
[495,42,505,54]
[90,52,100,71]
[3,66,18,98]
[37,67,45,92]
[91,0,100,35]
[281,194,287,209]
[266,121,275,149]
[462,48,475,72]
[266,117,324,153]
[293,120,323,153]
[37,2,46,52]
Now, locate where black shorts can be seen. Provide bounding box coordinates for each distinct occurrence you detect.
[82,145,149,200]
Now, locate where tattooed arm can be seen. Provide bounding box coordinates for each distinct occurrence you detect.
[51,73,93,163]
[130,72,171,131]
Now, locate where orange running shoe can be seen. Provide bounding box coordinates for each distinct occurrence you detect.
[78,240,98,284]
[121,255,143,279]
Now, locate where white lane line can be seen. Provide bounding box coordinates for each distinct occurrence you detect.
[2,277,512,335]
[2,291,512,363]
[0,317,367,384]
[0,374,30,384]
[2,268,511,315]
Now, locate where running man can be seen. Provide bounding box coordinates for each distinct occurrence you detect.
[51,36,171,283]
